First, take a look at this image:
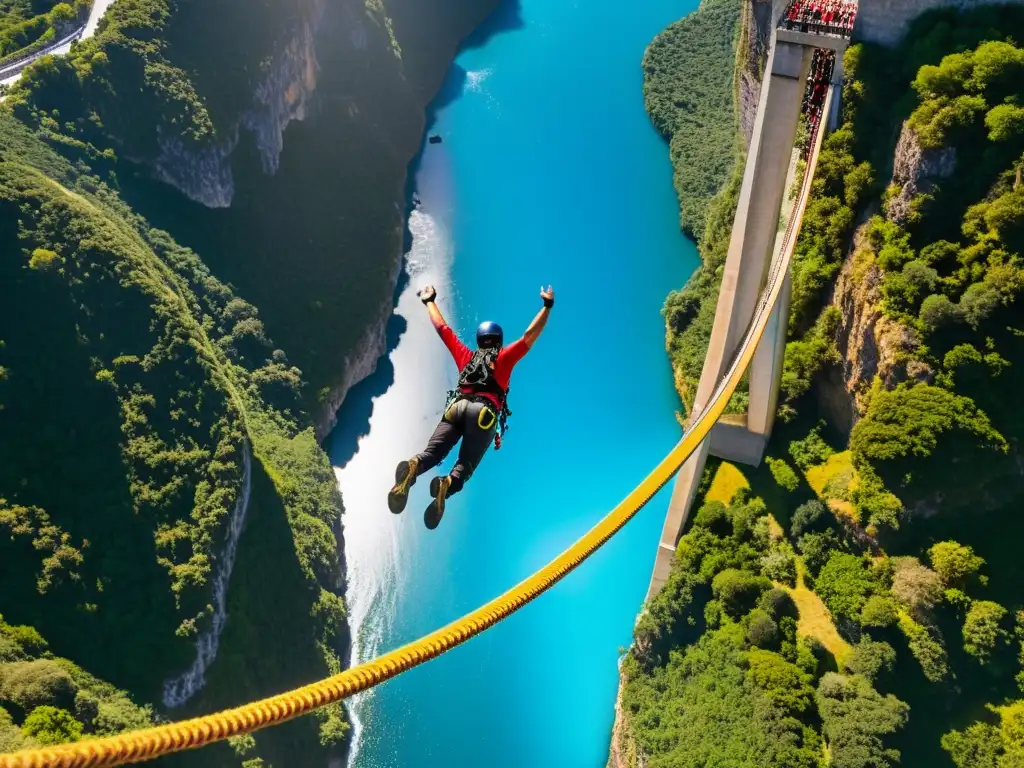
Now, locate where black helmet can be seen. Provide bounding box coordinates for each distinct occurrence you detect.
[476,321,503,349]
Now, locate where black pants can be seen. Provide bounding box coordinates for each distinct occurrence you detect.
[415,397,497,495]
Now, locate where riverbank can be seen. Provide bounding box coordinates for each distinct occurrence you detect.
[607,1,773,763]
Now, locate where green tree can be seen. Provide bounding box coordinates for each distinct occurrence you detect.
[845,638,897,683]
[711,569,772,618]
[746,609,779,649]
[985,103,1024,142]
[0,706,32,753]
[789,424,834,471]
[760,543,797,586]
[963,601,1011,663]
[900,613,950,682]
[861,595,900,628]
[942,700,1024,767]
[767,457,800,492]
[21,706,82,746]
[790,499,827,538]
[816,673,910,768]
[758,587,798,621]
[929,541,985,587]
[47,3,75,24]
[0,660,77,711]
[747,648,815,714]
[693,500,732,536]
[229,734,256,757]
[852,384,1006,463]
[920,293,962,331]
[797,530,842,577]
[815,553,879,622]
[960,281,1003,329]
[27,248,60,272]
[941,721,1003,768]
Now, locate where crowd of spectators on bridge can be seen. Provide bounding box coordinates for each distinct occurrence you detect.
[780,0,858,37]
[800,49,835,156]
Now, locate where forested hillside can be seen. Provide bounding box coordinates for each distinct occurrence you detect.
[4,0,500,430]
[618,4,1024,767]
[0,0,501,764]
[0,0,88,67]
[642,0,744,242]
[0,110,348,766]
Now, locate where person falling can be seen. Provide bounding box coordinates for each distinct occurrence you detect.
[388,284,555,529]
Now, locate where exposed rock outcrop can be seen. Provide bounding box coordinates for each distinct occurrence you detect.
[162,441,253,707]
[884,121,956,226]
[314,233,403,441]
[153,0,329,207]
[824,231,932,431]
[738,0,776,145]
[855,0,1024,47]
[153,129,238,208]
[607,667,645,768]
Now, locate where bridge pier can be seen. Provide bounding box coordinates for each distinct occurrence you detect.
[828,50,844,131]
[646,34,841,603]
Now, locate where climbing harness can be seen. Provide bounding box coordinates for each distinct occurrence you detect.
[444,347,512,448]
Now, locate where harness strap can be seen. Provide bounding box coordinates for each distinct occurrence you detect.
[445,346,512,447]
[477,406,496,431]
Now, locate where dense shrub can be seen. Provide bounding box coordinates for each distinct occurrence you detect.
[816,673,909,768]
[962,601,1011,663]
[814,553,880,622]
[712,569,773,618]
[845,638,897,683]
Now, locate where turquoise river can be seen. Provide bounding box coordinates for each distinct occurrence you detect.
[329,0,701,764]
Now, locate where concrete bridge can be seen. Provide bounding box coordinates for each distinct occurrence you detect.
[647,0,854,600]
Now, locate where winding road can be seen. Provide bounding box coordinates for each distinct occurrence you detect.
[0,0,117,86]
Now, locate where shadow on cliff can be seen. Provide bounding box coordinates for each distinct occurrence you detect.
[423,0,524,127]
[327,0,525,466]
[461,0,524,52]
[326,307,408,468]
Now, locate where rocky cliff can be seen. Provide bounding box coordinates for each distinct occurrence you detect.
[819,230,930,432]
[855,0,1024,46]
[91,0,506,437]
[815,122,951,433]
[738,0,776,146]
[152,0,325,209]
[884,122,956,227]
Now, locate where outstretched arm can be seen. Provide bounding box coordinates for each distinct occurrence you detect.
[418,284,472,366]
[418,284,446,329]
[522,285,554,349]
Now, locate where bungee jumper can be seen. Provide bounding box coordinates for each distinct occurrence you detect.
[388,283,555,528]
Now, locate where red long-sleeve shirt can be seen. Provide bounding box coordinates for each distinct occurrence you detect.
[432,317,529,411]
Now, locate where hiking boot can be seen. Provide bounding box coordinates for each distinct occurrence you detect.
[387,458,419,514]
[424,475,452,530]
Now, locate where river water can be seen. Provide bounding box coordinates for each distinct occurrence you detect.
[329,0,700,764]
